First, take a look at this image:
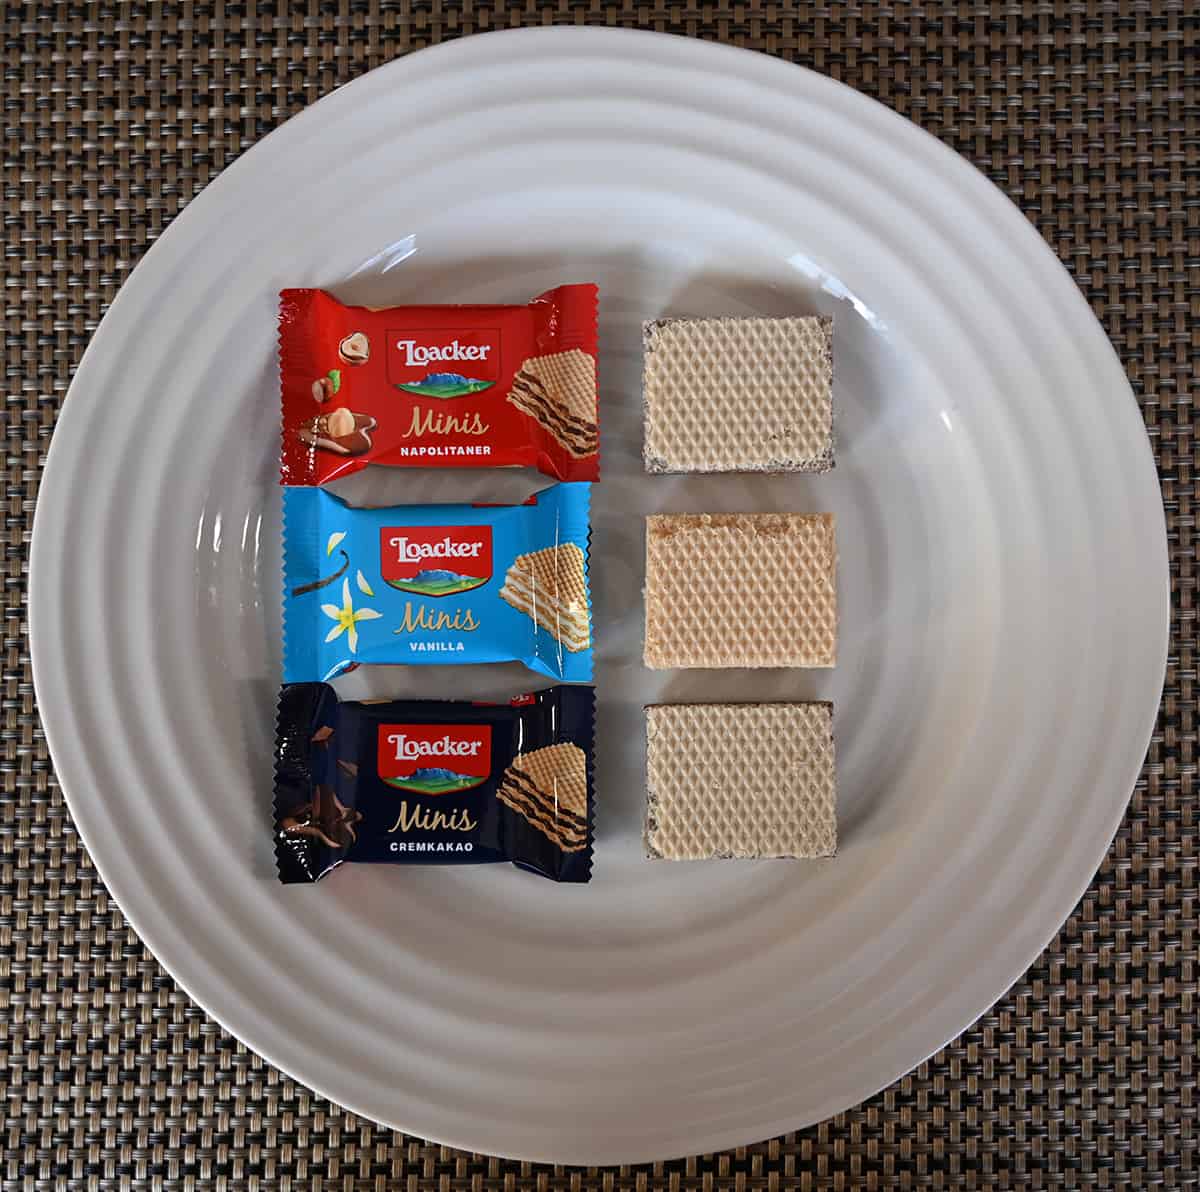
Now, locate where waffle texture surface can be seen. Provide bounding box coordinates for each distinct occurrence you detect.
[644,513,837,669]
[643,316,834,473]
[645,703,837,859]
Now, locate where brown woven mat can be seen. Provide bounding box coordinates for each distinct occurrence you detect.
[3,1,1196,1187]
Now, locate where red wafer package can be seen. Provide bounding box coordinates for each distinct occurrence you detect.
[279,285,599,484]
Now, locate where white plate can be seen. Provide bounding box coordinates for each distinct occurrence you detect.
[30,28,1168,1164]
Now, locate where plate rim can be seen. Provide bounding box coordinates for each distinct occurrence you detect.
[29,25,1170,1163]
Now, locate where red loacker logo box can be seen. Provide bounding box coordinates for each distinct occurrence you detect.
[378,525,493,596]
[377,724,493,794]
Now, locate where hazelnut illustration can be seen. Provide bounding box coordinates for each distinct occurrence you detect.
[326,406,356,438]
[338,331,369,362]
[338,332,370,365]
[312,377,333,403]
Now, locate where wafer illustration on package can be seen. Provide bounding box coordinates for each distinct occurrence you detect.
[481,742,592,876]
[496,744,590,850]
[283,483,593,682]
[644,702,837,860]
[279,285,599,484]
[642,315,834,473]
[506,349,599,458]
[275,683,595,883]
[499,543,591,653]
[643,512,837,668]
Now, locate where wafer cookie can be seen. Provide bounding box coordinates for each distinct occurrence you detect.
[644,513,836,669]
[645,702,837,859]
[643,316,833,473]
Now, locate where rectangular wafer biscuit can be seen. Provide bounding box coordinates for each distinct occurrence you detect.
[645,703,837,859]
[496,742,590,853]
[643,513,836,668]
[507,349,599,458]
[642,316,833,473]
[499,542,591,652]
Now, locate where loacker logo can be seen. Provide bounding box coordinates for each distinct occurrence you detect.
[379,525,493,597]
[395,340,492,367]
[386,327,501,398]
[377,723,492,795]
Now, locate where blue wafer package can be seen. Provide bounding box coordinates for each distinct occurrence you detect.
[282,483,593,682]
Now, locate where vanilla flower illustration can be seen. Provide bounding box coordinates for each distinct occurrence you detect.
[321,577,382,653]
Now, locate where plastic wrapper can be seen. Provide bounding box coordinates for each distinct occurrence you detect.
[282,482,593,682]
[279,285,599,484]
[274,683,595,883]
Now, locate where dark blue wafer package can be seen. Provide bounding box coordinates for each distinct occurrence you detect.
[274,682,595,883]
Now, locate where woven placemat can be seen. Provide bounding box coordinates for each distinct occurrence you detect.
[3,2,1196,1187]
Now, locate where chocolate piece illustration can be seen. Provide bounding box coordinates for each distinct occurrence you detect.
[278,783,363,852]
[297,407,377,456]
